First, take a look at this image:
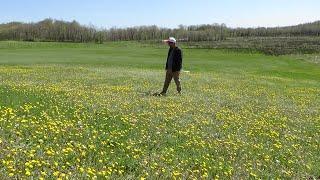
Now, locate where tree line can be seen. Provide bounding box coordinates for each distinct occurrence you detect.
[0,18,319,43]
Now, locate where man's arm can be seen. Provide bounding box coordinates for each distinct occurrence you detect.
[177,48,183,71]
[165,48,172,70]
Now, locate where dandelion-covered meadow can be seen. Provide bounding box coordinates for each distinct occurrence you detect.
[0,41,319,179]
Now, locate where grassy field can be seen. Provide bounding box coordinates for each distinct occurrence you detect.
[0,41,319,179]
[144,36,320,55]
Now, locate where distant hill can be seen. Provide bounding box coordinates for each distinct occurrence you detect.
[1,18,320,43]
[1,19,320,55]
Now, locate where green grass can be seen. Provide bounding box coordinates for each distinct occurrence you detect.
[0,41,319,179]
[169,36,320,55]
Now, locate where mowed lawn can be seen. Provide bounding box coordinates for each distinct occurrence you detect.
[0,41,319,179]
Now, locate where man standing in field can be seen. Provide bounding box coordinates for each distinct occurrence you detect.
[156,37,183,96]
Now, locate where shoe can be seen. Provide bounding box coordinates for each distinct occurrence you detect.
[159,92,167,96]
[152,92,166,96]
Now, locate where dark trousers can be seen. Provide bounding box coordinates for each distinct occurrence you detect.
[162,70,181,94]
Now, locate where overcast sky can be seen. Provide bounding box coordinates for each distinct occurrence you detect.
[1,0,319,28]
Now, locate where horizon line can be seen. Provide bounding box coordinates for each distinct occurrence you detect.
[1,18,319,30]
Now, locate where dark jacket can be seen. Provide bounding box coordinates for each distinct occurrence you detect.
[165,47,182,72]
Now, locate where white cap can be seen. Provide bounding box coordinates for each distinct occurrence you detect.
[163,37,177,44]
